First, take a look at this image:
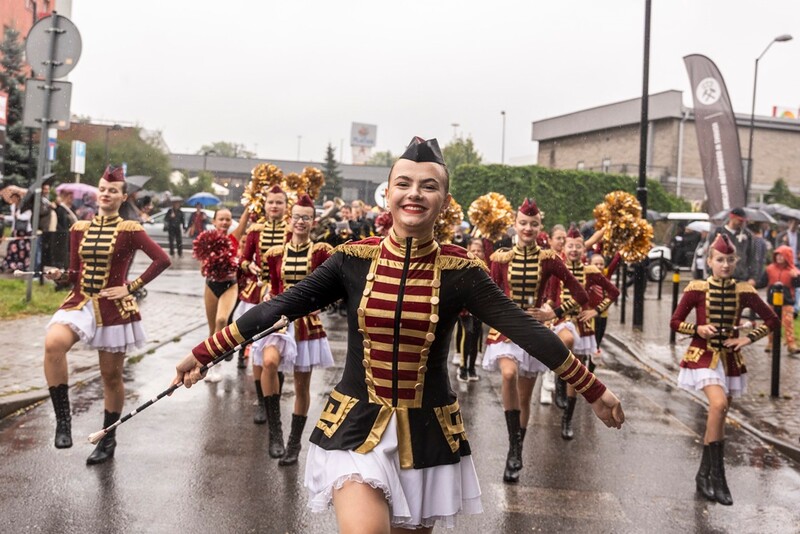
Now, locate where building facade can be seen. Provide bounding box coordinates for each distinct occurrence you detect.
[532,90,800,203]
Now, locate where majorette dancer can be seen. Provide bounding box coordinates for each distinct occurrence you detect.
[481,197,589,484]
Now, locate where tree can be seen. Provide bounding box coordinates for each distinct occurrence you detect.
[197,141,255,158]
[366,150,395,167]
[170,170,214,199]
[52,127,172,190]
[442,137,482,171]
[765,178,800,208]
[320,143,342,200]
[0,27,37,185]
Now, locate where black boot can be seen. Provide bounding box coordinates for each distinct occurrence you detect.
[49,384,72,449]
[266,394,285,458]
[519,427,527,465]
[253,381,267,425]
[87,410,120,465]
[561,396,577,440]
[278,372,285,394]
[696,444,714,500]
[279,414,307,466]
[503,410,522,484]
[555,377,568,409]
[237,350,247,369]
[709,440,733,505]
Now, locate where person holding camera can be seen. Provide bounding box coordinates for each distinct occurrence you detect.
[765,245,800,354]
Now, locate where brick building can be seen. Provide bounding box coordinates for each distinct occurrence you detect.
[0,0,56,37]
[531,90,800,204]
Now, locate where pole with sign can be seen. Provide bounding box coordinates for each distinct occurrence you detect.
[70,140,86,182]
[23,12,82,301]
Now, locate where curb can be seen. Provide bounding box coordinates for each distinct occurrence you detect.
[0,320,206,420]
[605,332,800,464]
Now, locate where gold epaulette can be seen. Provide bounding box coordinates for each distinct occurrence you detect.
[247,223,265,234]
[312,242,334,254]
[437,254,488,272]
[265,245,284,258]
[539,248,558,260]
[335,242,381,260]
[736,282,756,294]
[70,221,91,232]
[684,280,708,293]
[118,220,143,232]
[584,264,601,274]
[489,248,514,264]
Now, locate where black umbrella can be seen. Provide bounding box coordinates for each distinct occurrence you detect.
[711,207,777,224]
[125,175,152,194]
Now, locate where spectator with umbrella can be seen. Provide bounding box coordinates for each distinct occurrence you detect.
[164,197,186,257]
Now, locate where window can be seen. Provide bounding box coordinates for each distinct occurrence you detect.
[601,158,611,173]
[576,161,585,170]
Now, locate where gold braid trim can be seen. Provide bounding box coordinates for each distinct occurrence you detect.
[561,297,580,315]
[247,223,265,234]
[70,221,91,232]
[539,248,557,260]
[489,248,514,264]
[118,220,144,232]
[748,325,770,343]
[264,245,284,258]
[684,280,708,293]
[736,282,756,294]
[312,242,334,254]
[596,297,613,313]
[678,322,696,335]
[334,243,381,259]
[584,264,601,274]
[437,255,488,272]
[128,277,144,292]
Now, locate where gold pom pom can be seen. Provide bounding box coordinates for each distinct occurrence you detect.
[594,191,652,263]
[468,193,514,242]
[435,199,464,243]
[284,172,308,195]
[243,163,285,218]
[302,167,325,200]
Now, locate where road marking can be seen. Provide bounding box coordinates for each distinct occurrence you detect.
[491,483,628,523]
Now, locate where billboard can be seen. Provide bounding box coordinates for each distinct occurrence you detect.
[350,122,377,147]
[772,106,799,119]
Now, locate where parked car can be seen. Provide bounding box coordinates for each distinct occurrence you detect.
[143,208,237,250]
[647,212,710,281]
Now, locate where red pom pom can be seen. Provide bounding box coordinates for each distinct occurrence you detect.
[193,230,238,280]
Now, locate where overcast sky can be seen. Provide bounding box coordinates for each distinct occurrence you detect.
[64,0,799,165]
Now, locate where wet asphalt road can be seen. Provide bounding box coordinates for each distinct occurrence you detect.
[2,311,800,532]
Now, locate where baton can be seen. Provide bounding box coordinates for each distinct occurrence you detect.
[13,269,76,278]
[88,315,289,444]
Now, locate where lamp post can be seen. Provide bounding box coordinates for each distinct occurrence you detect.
[451,123,460,140]
[202,149,217,172]
[104,124,122,165]
[297,135,302,161]
[745,33,792,199]
[500,111,506,164]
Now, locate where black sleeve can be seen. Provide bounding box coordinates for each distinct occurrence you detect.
[463,268,570,368]
[235,252,347,340]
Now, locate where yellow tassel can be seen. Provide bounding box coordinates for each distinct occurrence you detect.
[247,223,265,234]
[736,282,756,294]
[118,220,144,232]
[335,243,381,259]
[264,245,284,258]
[489,248,515,264]
[684,280,708,293]
[313,242,334,254]
[437,255,488,272]
[70,221,91,232]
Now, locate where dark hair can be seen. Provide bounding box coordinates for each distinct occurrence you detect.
[213,208,231,220]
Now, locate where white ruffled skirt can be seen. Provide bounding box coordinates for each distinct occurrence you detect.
[304,413,482,529]
[250,322,297,373]
[294,336,334,372]
[678,364,747,397]
[232,301,256,322]
[553,321,597,357]
[482,340,548,377]
[47,304,146,354]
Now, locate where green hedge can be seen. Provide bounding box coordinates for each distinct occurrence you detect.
[450,164,690,227]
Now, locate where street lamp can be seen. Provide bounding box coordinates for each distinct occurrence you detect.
[500,111,506,164]
[297,135,302,161]
[104,124,122,165]
[451,123,460,140]
[745,33,793,199]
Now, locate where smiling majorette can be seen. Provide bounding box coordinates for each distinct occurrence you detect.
[481,197,590,484]
[172,137,624,533]
[670,233,777,506]
[43,166,171,464]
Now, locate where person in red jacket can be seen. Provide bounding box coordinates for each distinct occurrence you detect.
[670,233,778,505]
[764,245,799,354]
[43,166,171,464]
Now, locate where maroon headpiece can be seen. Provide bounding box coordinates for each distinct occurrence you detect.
[566,227,582,240]
[711,233,736,255]
[518,198,539,216]
[295,194,314,208]
[536,231,550,249]
[101,165,125,183]
[267,184,284,195]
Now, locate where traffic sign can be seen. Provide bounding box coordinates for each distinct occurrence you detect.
[25,14,82,79]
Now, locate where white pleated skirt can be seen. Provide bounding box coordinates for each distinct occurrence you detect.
[304,413,482,529]
[47,304,146,354]
[232,300,256,322]
[482,340,548,377]
[553,321,597,357]
[250,322,297,372]
[677,364,747,397]
[294,337,334,372]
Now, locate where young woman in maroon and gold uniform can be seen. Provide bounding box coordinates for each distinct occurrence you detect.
[481,198,589,484]
[670,234,778,506]
[256,194,335,464]
[537,228,619,440]
[235,184,288,423]
[172,138,624,532]
[43,166,171,464]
